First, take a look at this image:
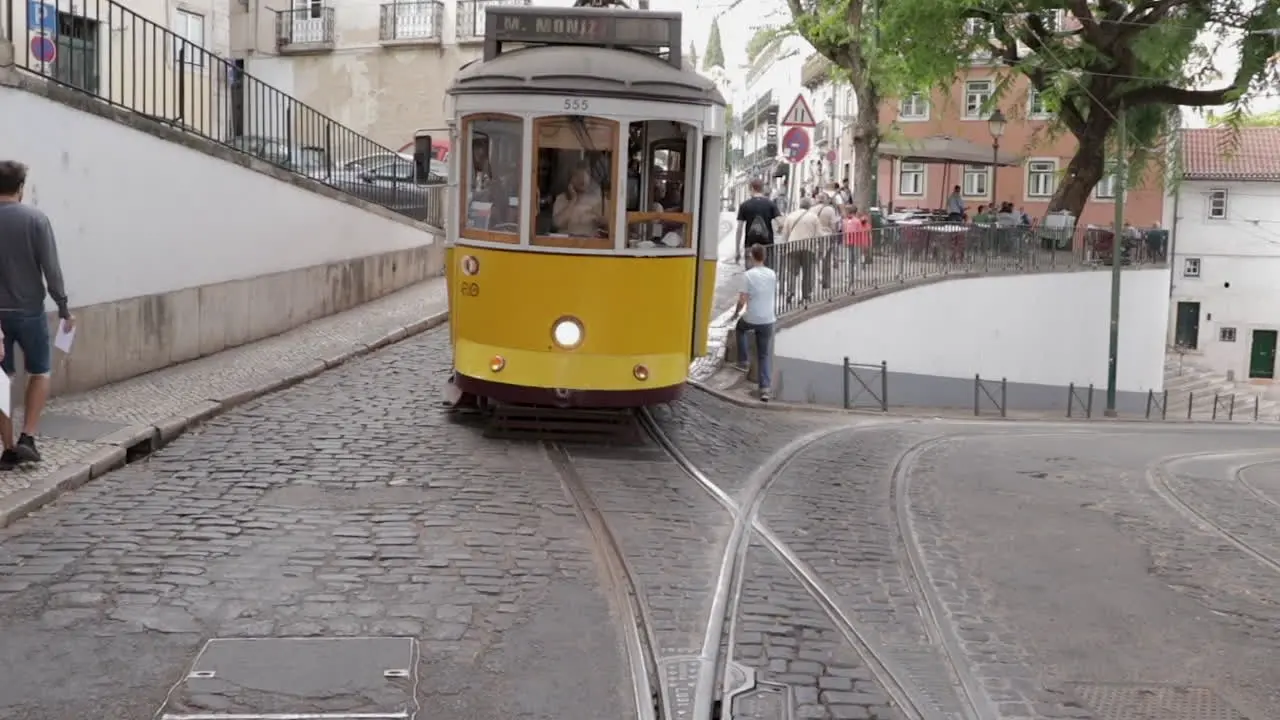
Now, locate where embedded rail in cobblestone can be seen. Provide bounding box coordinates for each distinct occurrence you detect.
[638,410,953,720]
[1148,450,1280,576]
[546,442,662,720]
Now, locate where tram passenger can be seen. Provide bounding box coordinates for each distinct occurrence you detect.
[552,162,606,237]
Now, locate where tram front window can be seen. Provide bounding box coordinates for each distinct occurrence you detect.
[532,115,618,249]
[625,120,696,249]
[461,113,523,242]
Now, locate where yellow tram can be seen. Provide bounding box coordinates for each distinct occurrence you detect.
[442,4,726,410]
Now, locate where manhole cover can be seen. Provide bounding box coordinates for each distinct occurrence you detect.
[1069,683,1250,720]
[158,637,417,719]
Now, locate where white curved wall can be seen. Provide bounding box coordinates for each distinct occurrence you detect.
[775,269,1171,411]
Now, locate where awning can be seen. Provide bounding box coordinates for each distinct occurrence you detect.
[878,135,1022,167]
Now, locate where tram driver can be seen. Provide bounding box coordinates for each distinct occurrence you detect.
[553,162,607,237]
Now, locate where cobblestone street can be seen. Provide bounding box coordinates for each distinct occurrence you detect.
[0,329,630,720]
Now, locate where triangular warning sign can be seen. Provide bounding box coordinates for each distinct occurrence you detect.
[781,95,816,127]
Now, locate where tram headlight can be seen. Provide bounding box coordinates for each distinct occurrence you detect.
[489,355,506,372]
[633,364,649,381]
[552,317,585,349]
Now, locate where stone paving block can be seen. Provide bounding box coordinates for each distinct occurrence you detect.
[0,277,449,525]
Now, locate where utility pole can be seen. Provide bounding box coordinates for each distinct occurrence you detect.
[1105,103,1127,417]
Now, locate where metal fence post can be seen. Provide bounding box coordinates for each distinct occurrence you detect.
[1145,389,1153,419]
[1212,393,1219,420]
[973,374,980,416]
[1161,390,1168,420]
[1086,384,1094,418]
[1256,396,1260,422]
[1000,377,1007,418]
[1187,391,1193,420]
[879,360,889,412]
[1229,394,1236,421]
[842,357,850,410]
[1067,382,1075,418]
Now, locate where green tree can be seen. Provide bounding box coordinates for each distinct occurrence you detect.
[705,18,726,70]
[877,0,1280,217]
[1209,109,1280,127]
[746,27,775,63]
[779,0,888,212]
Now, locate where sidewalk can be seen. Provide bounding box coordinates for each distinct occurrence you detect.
[0,277,449,528]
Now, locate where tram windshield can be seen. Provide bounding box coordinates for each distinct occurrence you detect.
[625,120,695,249]
[532,115,618,249]
[461,114,524,242]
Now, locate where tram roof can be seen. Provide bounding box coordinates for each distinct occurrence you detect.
[449,44,726,106]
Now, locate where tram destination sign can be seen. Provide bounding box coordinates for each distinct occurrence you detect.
[489,8,675,48]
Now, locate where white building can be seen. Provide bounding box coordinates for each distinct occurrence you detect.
[727,33,807,206]
[1166,127,1280,382]
[230,0,520,148]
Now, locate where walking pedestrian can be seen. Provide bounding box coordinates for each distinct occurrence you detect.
[735,177,781,265]
[733,243,778,402]
[0,160,74,469]
[779,196,821,303]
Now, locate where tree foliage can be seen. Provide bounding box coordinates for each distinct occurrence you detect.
[1209,108,1280,127]
[746,27,776,63]
[705,18,726,70]
[877,0,1280,216]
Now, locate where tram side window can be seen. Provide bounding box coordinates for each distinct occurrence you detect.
[625,120,696,249]
[532,115,618,249]
[462,114,523,242]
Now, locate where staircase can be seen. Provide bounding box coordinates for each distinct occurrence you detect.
[1163,352,1280,422]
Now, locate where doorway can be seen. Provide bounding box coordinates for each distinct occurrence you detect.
[1174,302,1200,350]
[1249,330,1277,379]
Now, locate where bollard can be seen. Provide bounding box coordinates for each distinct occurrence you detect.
[1086,384,1094,418]
[1145,389,1153,419]
[1000,377,1007,418]
[1161,390,1168,420]
[880,360,889,412]
[1067,383,1075,418]
[973,374,980,416]
[1187,391,1193,420]
[1256,396,1261,422]
[1229,394,1236,421]
[842,357,850,410]
[1212,393,1220,420]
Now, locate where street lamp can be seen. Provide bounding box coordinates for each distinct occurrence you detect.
[987,108,1007,208]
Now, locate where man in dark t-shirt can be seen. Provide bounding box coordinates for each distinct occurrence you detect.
[735,177,781,263]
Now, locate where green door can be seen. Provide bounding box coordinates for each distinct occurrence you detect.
[1249,330,1277,379]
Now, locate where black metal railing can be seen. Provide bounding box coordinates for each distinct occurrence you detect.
[456,0,527,41]
[759,220,1167,319]
[380,1,443,42]
[4,0,445,226]
[276,7,336,49]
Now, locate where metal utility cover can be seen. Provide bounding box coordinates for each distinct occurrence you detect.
[731,682,792,720]
[158,637,417,720]
[1069,683,1250,720]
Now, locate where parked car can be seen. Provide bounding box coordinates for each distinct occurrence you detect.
[327,156,444,221]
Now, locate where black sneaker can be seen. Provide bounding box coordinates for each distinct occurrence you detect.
[0,449,18,470]
[14,434,40,464]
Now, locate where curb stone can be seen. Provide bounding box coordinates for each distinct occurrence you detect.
[0,311,450,529]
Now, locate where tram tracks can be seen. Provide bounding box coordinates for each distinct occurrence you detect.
[1148,450,1280,576]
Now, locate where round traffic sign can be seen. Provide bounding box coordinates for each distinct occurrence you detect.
[782,126,810,164]
[30,35,56,64]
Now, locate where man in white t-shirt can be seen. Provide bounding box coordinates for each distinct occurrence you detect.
[733,243,779,401]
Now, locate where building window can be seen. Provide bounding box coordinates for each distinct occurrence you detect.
[899,93,929,121]
[965,18,992,61]
[1183,257,1201,278]
[964,80,993,119]
[1095,173,1117,199]
[53,12,100,94]
[1026,159,1058,197]
[1220,327,1237,342]
[1034,9,1062,32]
[962,165,989,197]
[173,9,205,66]
[1208,189,1228,219]
[899,162,925,196]
[1028,88,1051,119]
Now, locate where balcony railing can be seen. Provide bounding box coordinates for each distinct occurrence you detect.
[380,1,443,43]
[276,7,336,51]
[2,0,443,225]
[456,0,528,42]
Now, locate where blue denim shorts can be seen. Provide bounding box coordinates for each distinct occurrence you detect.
[0,311,52,376]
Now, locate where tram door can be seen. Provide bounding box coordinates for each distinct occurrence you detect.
[692,135,724,359]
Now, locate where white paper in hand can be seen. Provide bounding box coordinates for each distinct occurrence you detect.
[54,322,75,354]
[0,372,9,418]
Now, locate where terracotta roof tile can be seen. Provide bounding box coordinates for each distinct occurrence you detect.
[1181,127,1280,181]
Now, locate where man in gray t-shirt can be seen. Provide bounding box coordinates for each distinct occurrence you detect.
[0,160,74,469]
